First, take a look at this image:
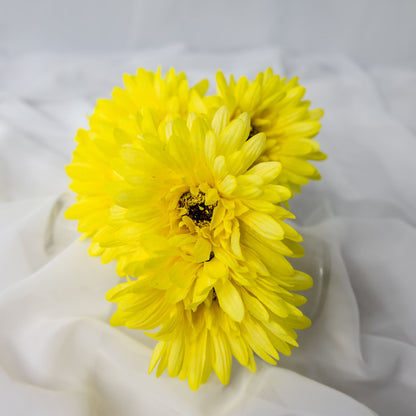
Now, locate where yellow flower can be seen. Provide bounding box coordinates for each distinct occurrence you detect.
[65,68,317,390]
[65,67,208,243]
[67,94,313,389]
[201,68,326,196]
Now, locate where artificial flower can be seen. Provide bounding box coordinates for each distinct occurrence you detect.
[66,68,321,390]
[65,67,208,243]
[199,68,326,195]
[67,95,313,389]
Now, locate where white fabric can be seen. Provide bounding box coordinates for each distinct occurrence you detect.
[1,46,415,415]
[2,0,416,68]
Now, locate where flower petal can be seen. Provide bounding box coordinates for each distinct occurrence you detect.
[215,279,244,322]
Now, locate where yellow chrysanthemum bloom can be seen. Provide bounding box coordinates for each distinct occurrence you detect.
[65,67,208,244]
[67,95,313,389]
[200,68,325,196]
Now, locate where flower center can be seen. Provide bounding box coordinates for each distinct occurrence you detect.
[247,125,260,140]
[178,191,217,227]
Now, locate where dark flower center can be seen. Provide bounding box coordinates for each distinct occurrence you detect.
[178,191,217,226]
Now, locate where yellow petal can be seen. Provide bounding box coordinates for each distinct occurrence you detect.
[281,156,321,179]
[193,238,212,263]
[218,174,237,195]
[241,81,261,110]
[262,184,293,203]
[215,279,244,322]
[228,331,249,366]
[249,286,289,318]
[204,131,217,165]
[227,132,266,176]
[211,105,230,137]
[193,269,216,300]
[211,330,232,385]
[204,187,219,206]
[169,261,199,289]
[188,329,208,390]
[215,70,228,96]
[217,113,250,156]
[168,335,185,377]
[239,211,284,240]
[282,138,320,156]
[282,120,321,138]
[247,161,282,183]
[240,289,269,322]
[230,221,242,257]
[149,341,167,374]
[232,174,263,199]
[203,257,229,280]
[241,319,279,363]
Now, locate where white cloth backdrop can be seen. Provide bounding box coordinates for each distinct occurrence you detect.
[1,0,416,68]
[1,46,416,415]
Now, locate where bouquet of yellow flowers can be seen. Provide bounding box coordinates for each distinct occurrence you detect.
[65,68,325,390]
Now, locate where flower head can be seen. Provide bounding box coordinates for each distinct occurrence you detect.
[65,67,208,242]
[202,68,325,195]
[66,68,316,391]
